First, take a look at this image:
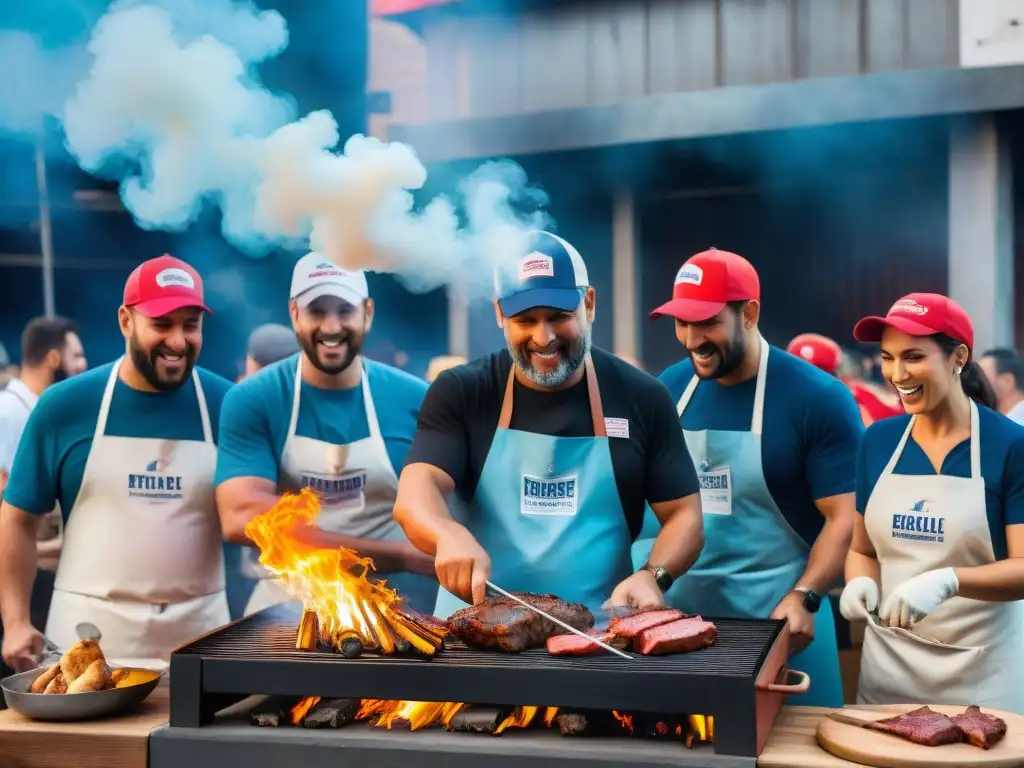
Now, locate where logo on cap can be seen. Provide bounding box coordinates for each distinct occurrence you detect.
[155,268,195,289]
[799,345,815,360]
[309,262,348,279]
[518,253,554,281]
[675,264,703,286]
[891,298,928,316]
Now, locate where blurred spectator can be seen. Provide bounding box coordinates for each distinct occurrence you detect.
[426,355,467,382]
[0,342,13,388]
[979,348,1024,424]
[240,323,300,381]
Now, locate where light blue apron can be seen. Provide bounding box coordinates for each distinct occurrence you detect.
[434,355,634,618]
[634,337,843,707]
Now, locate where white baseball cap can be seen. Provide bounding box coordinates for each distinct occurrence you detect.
[290,253,369,309]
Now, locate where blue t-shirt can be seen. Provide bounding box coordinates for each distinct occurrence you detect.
[4,362,233,519]
[214,355,427,486]
[659,347,864,546]
[856,405,1024,560]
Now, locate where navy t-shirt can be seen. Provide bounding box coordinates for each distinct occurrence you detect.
[856,405,1024,560]
[659,346,864,547]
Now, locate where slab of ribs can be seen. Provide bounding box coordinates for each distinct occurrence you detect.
[443,595,716,657]
[865,705,1007,750]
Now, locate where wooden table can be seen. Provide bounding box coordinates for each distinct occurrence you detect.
[0,679,169,768]
[759,706,871,767]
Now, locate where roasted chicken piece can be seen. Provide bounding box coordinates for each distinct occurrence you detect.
[109,668,130,688]
[60,639,105,684]
[30,663,61,694]
[43,671,68,694]
[66,659,110,693]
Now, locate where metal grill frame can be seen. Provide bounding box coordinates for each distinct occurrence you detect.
[169,605,787,757]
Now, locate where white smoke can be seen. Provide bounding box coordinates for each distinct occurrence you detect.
[2,0,550,298]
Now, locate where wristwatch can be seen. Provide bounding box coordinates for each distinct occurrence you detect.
[792,587,822,614]
[641,563,674,592]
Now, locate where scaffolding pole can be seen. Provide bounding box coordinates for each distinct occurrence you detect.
[35,135,56,318]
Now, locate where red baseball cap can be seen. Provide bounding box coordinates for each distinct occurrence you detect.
[650,248,760,322]
[787,333,841,374]
[123,255,212,318]
[853,293,974,351]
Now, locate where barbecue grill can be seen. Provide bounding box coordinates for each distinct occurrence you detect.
[156,603,801,766]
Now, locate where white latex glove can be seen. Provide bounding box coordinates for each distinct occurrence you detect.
[839,576,880,621]
[879,567,959,629]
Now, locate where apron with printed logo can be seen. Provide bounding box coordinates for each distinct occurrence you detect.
[433,355,633,619]
[639,337,843,707]
[47,358,228,668]
[858,401,1024,712]
[245,358,438,615]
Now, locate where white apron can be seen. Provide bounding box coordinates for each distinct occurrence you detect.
[245,359,438,615]
[46,358,229,669]
[858,401,1024,712]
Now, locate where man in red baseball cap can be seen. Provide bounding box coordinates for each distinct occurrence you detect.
[786,333,903,427]
[0,254,235,672]
[638,247,864,709]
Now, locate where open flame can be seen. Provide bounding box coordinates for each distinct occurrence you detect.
[288,697,712,745]
[245,489,446,655]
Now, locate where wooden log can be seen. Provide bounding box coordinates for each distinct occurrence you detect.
[249,696,304,727]
[296,609,320,651]
[300,698,361,729]
[447,706,512,734]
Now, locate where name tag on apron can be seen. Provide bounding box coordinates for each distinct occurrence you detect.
[698,466,732,515]
[300,468,367,510]
[521,473,578,517]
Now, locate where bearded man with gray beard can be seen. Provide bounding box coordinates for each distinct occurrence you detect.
[394,231,705,618]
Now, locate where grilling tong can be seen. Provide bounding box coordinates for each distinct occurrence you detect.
[484,581,633,659]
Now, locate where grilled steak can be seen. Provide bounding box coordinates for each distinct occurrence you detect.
[634,616,717,655]
[865,706,962,747]
[546,629,630,656]
[952,705,1007,749]
[608,608,684,638]
[447,592,594,652]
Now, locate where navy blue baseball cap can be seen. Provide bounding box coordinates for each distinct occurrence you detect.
[495,231,590,317]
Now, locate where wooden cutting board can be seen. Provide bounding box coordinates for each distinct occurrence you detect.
[816,704,1024,768]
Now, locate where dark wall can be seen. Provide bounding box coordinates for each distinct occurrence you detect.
[637,118,952,376]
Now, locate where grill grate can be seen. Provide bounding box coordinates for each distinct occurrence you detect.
[170,604,788,758]
[176,605,777,677]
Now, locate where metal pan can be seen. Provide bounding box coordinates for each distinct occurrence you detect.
[1,665,164,721]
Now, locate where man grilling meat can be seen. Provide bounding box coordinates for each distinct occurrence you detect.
[646,248,864,708]
[393,231,705,619]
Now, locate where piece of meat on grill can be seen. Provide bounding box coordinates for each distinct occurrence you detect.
[865,706,962,747]
[951,705,1007,749]
[633,616,717,655]
[546,628,630,656]
[608,608,684,639]
[446,592,594,652]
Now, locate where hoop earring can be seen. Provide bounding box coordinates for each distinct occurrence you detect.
[955,366,963,377]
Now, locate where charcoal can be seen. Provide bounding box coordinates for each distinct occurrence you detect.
[447,706,511,734]
[638,713,686,740]
[556,713,590,736]
[339,636,363,659]
[556,710,618,737]
[249,696,304,727]
[300,698,361,729]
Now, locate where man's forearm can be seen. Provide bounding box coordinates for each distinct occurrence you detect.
[647,503,704,578]
[219,487,281,547]
[796,516,854,595]
[393,464,459,556]
[0,506,41,628]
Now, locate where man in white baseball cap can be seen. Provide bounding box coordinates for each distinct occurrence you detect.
[214,253,438,614]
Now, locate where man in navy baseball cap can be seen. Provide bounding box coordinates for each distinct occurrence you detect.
[393,229,705,626]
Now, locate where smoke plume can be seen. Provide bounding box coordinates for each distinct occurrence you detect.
[3,0,551,298]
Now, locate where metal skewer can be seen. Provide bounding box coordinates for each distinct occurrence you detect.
[485,581,633,660]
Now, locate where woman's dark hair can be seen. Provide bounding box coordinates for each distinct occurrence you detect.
[931,333,997,410]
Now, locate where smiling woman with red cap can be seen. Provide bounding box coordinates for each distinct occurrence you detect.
[647,248,865,708]
[840,293,1024,712]
[0,255,234,671]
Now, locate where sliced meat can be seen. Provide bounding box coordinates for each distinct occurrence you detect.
[608,609,684,639]
[633,617,716,655]
[952,705,1007,750]
[865,706,962,747]
[547,629,630,656]
[446,593,594,652]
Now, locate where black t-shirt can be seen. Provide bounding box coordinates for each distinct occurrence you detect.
[403,346,699,540]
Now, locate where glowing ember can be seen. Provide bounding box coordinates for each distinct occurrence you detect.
[612,710,634,734]
[244,489,446,655]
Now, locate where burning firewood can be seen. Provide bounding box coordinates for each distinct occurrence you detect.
[244,488,447,658]
[447,705,513,734]
[301,698,361,729]
[250,696,306,727]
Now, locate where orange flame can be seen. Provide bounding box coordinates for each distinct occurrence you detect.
[289,696,320,725]
[612,710,634,734]
[245,489,415,651]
